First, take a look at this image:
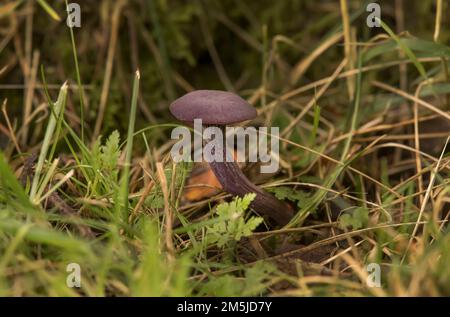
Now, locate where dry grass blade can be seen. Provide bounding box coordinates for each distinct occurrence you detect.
[290,32,343,85]
[1,99,21,155]
[282,58,347,137]
[92,0,127,143]
[401,136,450,264]
[156,162,175,262]
[21,51,39,145]
[372,81,450,121]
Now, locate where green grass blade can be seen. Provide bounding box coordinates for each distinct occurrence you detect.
[287,52,363,227]
[0,219,90,255]
[116,71,140,219]
[0,152,36,211]
[65,0,85,142]
[378,18,427,80]
[29,82,68,202]
[36,0,61,21]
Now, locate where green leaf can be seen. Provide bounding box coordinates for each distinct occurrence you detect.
[199,275,244,296]
[339,207,369,230]
[206,194,262,248]
[100,130,121,172]
[269,186,312,209]
[372,20,429,82]
[364,37,450,63]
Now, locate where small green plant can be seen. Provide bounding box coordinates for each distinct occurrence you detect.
[206,193,263,248]
[83,130,121,194]
[269,186,312,210]
[339,207,369,230]
[199,262,277,296]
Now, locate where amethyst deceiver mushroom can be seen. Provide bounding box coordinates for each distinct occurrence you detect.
[170,90,294,226]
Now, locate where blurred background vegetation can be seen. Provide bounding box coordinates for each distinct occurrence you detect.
[3,0,447,141]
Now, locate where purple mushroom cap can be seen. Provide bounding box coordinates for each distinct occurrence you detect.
[170,90,257,125]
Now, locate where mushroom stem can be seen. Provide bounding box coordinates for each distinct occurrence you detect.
[206,128,293,226]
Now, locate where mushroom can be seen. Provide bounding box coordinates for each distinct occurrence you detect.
[170,90,294,226]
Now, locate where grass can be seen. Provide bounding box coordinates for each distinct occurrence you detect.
[0,0,449,296]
